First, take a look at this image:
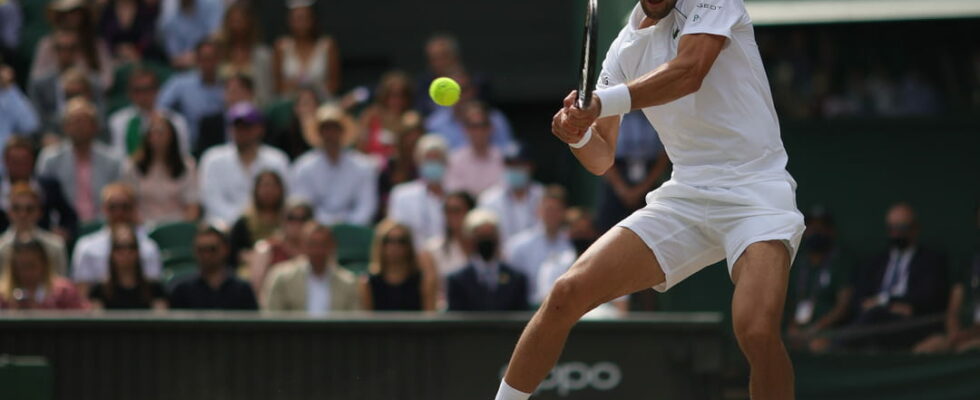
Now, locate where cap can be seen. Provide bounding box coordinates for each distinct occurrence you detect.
[227,102,264,125]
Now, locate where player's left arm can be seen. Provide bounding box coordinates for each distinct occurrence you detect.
[626,33,726,109]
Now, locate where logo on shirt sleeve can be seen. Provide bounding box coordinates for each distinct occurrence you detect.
[692,14,702,23]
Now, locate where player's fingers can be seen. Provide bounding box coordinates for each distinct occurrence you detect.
[563,91,577,108]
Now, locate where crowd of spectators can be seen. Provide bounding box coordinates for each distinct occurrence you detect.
[0,0,976,356]
[784,203,980,353]
[756,25,980,119]
[0,0,613,317]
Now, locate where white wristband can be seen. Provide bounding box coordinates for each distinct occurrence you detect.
[568,127,593,149]
[594,84,632,118]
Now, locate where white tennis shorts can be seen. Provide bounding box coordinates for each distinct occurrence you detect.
[618,178,805,292]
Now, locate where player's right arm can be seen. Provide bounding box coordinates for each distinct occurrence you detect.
[552,91,621,175]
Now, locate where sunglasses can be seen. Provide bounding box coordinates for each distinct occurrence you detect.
[195,244,220,254]
[113,242,138,251]
[285,214,310,222]
[107,202,134,211]
[383,236,411,245]
[445,206,467,214]
[465,122,491,129]
[130,85,157,93]
[10,204,39,213]
[888,223,912,232]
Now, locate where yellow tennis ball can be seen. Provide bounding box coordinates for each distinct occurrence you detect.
[429,77,461,107]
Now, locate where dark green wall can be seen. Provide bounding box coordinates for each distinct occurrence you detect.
[784,119,980,267]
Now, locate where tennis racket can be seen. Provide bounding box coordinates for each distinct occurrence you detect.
[576,0,599,110]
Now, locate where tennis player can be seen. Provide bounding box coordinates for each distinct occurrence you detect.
[494,0,804,399]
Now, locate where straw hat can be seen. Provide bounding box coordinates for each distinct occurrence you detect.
[314,104,357,147]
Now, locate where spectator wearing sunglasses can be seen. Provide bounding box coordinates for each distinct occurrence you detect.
[0,183,68,276]
[170,225,258,310]
[88,224,167,310]
[262,223,359,312]
[0,238,86,310]
[247,199,314,298]
[70,183,162,295]
[444,101,506,198]
[359,220,437,311]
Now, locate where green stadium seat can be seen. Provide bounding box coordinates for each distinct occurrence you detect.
[0,356,53,400]
[77,220,104,238]
[149,221,197,254]
[331,224,374,274]
[162,262,198,288]
[263,99,295,133]
[340,260,370,276]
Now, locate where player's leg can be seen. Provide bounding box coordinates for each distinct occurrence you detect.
[498,227,665,397]
[730,240,794,400]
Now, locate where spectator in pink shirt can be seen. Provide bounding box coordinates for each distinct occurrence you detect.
[0,238,87,310]
[444,101,504,198]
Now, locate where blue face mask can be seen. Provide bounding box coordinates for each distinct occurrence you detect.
[420,161,446,183]
[505,168,530,189]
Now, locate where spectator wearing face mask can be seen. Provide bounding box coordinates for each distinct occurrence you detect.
[447,209,528,311]
[784,208,856,352]
[387,134,449,247]
[478,144,543,242]
[846,202,950,350]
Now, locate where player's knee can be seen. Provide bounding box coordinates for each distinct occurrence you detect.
[733,313,781,353]
[544,275,588,316]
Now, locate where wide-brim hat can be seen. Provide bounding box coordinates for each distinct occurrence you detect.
[314,104,357,147]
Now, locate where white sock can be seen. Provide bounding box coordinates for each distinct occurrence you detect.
[494,380,531,400]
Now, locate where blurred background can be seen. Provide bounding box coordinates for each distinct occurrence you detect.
[0,0,977,399]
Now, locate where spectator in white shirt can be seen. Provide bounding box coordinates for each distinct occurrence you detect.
[289,105,377,226]
[71,183,162,294]
[478,144,544,242]
[108,68,190,158]
[504,185,575,305]
[387,134,448,247]
[198,102,289,227]
[444,101,504,197]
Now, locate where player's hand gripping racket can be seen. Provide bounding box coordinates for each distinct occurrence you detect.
[577,0,599,110]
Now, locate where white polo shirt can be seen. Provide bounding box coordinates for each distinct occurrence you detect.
[599,0,790,187]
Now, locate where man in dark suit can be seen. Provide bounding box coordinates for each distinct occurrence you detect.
[848,202,950,350]
[448,209,528,311]
[0,136,78,238]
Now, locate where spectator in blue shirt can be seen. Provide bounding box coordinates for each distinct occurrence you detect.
[0,65,39,160]
[157,40,224,147]
[0,0,22,63]
[159,0,225,68]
